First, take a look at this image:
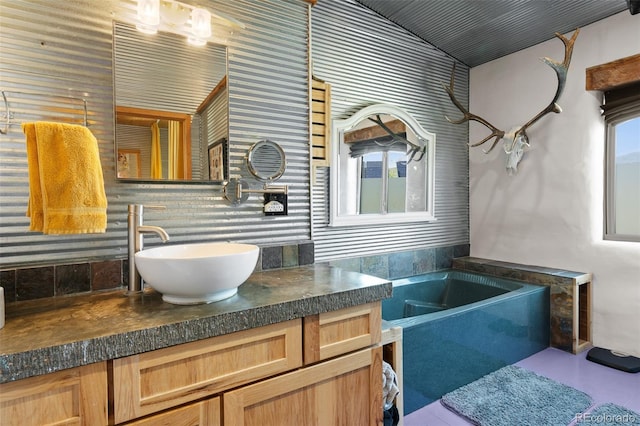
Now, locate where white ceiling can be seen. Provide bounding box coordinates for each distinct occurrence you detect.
[355,0,632,67]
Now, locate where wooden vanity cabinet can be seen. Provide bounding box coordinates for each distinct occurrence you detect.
[114,302,383,425]
[0,302,384,426]
[225,301,383,426]
[0,362,108,426]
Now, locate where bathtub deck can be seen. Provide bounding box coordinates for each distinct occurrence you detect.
[403,346,640,425]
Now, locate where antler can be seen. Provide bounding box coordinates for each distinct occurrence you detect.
[442,29,579,159]
[507,29,580,152]
[367,115,426,162]
[442,63,505,153]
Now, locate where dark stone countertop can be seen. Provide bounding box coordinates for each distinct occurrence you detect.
[0,264,392,383]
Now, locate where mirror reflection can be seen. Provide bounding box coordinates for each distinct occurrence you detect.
[113,22,228,181]
[116,106,192,179]
[330,104,436,226]
[247,140,286,181]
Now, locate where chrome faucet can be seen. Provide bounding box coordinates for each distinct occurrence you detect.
[127,204,170,294]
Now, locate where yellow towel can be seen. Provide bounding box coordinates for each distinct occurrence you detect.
[23,122,107,234]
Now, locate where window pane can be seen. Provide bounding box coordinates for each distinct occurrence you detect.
[405,151,428,213]
[613,116,640,236]
[360,152,383,214]
[388,151,406,213]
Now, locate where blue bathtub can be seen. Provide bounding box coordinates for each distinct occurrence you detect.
[382,270,549,414]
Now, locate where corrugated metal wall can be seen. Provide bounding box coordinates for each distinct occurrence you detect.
[311,0,470,262]
[0,0,310,268]
[0,0,469,269]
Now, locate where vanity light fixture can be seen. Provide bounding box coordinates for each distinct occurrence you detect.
[188,8,212,46]
[135,0,213,46]
[136,0,160,35]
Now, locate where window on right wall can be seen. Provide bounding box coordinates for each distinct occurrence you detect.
[603,82,640,242]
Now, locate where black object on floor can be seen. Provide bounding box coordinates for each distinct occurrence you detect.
[587,347,640,373]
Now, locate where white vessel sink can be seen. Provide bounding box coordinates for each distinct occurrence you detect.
[135,242,260,305]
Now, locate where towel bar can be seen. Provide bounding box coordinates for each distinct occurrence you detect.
[0,89,88,135]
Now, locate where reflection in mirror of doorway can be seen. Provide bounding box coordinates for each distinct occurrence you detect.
[115,106,191,180]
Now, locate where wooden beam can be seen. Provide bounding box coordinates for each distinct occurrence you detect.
[586,53,640,91]
[344,119,406,144]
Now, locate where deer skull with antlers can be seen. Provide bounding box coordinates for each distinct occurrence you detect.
[443,29,579,175]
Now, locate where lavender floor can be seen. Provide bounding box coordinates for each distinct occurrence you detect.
[403,346,640,426]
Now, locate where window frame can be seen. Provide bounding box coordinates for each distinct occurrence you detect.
[329,103,436,227]
[604,103,640,242]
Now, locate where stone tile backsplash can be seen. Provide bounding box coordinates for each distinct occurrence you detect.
[0,242,469,303]
[327,244,470,280]
[1,241,316,303]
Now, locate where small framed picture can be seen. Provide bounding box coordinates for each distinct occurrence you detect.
[117,149,141,179]
[208,137,227,181]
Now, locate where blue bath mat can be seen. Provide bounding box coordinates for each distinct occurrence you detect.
[441,365,593,426]
[578,403,640,425]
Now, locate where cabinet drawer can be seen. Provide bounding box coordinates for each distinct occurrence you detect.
[112,319,302,423]
[224,346,383,426]
[303,301,381,364]
[0,362,107,426]
[125,397,220,426]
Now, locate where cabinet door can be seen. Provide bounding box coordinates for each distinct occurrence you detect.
[0,362,107,426]
[126,397,220,426]
[304,301,381,364]
[224,346,383,426]
[112,319,301,423]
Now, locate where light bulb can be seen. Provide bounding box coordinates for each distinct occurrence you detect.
[188,8,211,46]
[161,1,190,27]
[136,0,160,34]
